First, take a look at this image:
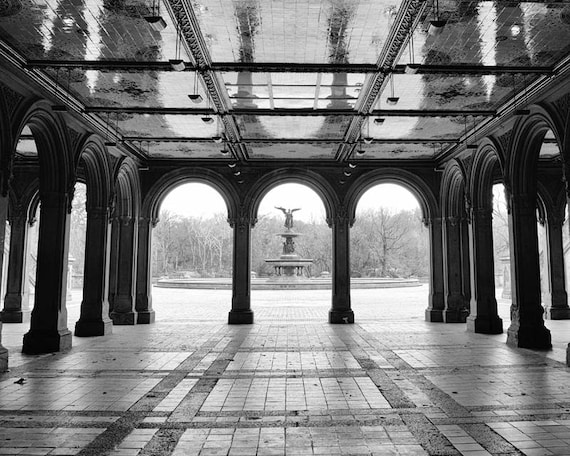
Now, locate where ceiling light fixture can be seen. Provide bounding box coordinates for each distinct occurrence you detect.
[463,115,477,150]
[374,118,385,125]
[386,74,399,105]
[405,32,420,74]
[356,139,366,155]
[212,116,223,143]
[104,112,119,147]
[188,70,203,103]
[169,23,185,71]
[362,117,373,144]
[51,67,68,112]
[145,0,167,31]
[428,0,447,36]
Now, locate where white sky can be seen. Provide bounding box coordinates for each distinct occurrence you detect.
[160,182,420,220]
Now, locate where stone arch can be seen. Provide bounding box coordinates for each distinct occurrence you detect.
[11,100,73,194]
[247,169,338,226]
[506,105,564,196]
[345,168,436,226]
[113,158,141,218]
[468,137,504,210]
[142,168,237,223]
[440,159,467,218]
[74,135,112,212]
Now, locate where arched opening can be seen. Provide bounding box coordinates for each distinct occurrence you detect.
[151,182,231,322]
[351,183,429,320]
[67,182,87,324]
[491,182,511,323]
[251,182,331,321]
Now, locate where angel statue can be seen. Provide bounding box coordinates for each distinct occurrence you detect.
[275,206,301,230]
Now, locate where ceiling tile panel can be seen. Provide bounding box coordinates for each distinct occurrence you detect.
[399,1,570,67]
[237,115,351,139]
[119,114,219,138]
[353,142,439,159]
[139,141,231,159]
[368,116,486,140]
[0,0,181,61]
[247,142,337,159]
[193,0,405,64]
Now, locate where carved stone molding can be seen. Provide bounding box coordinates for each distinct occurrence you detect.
[228,206,252,232]
[554,92,570,122]
[0,83,23,117]
[497,130,512,156]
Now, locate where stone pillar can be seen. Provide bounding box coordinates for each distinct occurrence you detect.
[460,218,471,304]
[228,211,254,324]
[466,207,503,333]
[500,256,511,299]
[425,217,445,321]
[329,207,354,324]
[442,216,469,323]
[110,216,137,325]
[107,216,120,314]
[74,207,113,336]
[506,192,551,349]
[23,191,73,354]
[542,214,570,319]
[1,206,31,323]
[135,216,156,324]
[0,196,9,370]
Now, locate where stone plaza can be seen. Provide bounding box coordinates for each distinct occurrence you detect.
[0,286,569,455]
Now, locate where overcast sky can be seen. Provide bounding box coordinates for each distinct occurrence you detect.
[160,182,420,221]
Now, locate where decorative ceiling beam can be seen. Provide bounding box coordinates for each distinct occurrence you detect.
[340,0,427,161]
[164,0,245,160]
[392,64,553,75]
[123,137,460,144]
[86,107,496,117]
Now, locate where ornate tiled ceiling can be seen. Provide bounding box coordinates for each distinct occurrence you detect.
[0,0,569,162]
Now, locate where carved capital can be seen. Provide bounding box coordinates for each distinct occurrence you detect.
[228,207,252,231]
[117,215,134,226]
[471,207,493,221]
[87,206,110,220]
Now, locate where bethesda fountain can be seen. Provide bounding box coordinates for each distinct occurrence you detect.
[264,206,313,282]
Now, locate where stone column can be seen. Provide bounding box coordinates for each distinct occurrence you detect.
[110,215,137,325]
[329,207,354,324]
[74,207,113,336]
[442,216,469,322]
[425,217,445,321]
[542,214,570,319]
[107,216,120,314]
[0,195,9,370]
[506,192,551,348]
[466,207,503,333]
[1,206,31,323]
[460,218,471,304]
[23,191,73,354]
[228,211,254,324]
[135,216,156,324]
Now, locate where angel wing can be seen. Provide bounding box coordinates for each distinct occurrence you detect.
[291,208,301,212]
[275,206,286,213]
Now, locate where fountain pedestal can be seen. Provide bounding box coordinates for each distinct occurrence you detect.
[265,231,312,281]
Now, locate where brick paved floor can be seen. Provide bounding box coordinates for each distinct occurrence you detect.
[0,285,569,455]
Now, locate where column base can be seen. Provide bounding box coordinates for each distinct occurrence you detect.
[110,311,136,325]
[22,329,72,354]
[567,343,570,367]
[1,309,31,323]
[0,346,7,372]
[506,324,552,349]
[74,318,113,337]
[466,315,503,334]
[443,308,469,323]
[544,306,570,320]
[425,309,443,322]
[228,310,254,324]
[137,311,155,324]
[328,309,354,324]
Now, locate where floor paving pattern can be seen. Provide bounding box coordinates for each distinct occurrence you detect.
[0,286,569,455]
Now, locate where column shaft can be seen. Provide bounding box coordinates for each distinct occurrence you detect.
[110,216,137,325]
[329,211,353,324]
[135,217,155,324]
[543,216,570,319]
[23,192,72,354]
[467,208,503,333]
[443,217,469,323]
[506,194,551,348]
[425,217,445,321]
[0,196,9,370]
[1,211,31,323]
[228,215,253,324]
[74,207,113,336]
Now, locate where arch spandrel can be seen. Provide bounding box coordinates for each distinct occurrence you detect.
[142,168,238,225]
[11,99,73,195]
[506,105,564,196]
[75,135,113,212]
[247,169,338,228]
[345,168,437,226]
